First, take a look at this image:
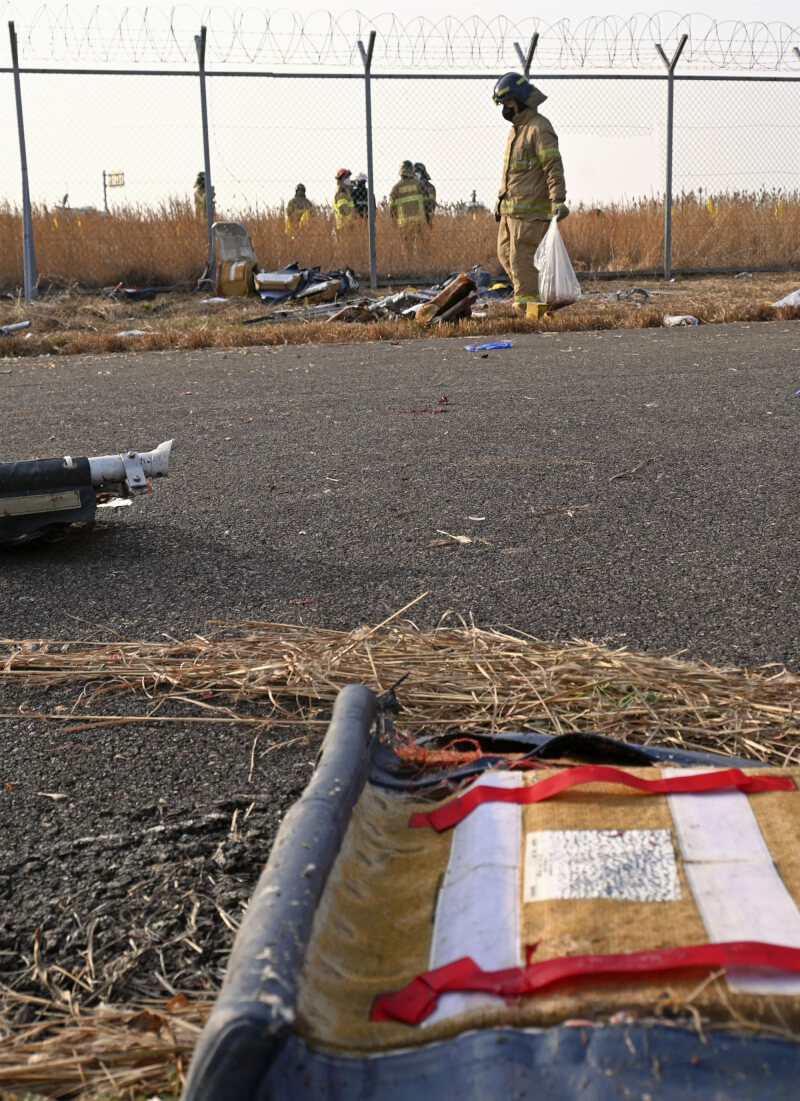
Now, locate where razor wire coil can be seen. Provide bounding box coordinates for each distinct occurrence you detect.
[1,5,799,72]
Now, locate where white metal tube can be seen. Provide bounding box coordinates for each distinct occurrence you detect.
[88,440,172,485]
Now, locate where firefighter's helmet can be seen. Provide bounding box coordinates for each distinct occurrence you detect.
[413,162,428,178]
[296,183,306,193]
[492,72,533,106]
[335,168,351,180]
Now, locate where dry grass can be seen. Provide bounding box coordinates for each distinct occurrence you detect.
[3,611,800,763]
[1,192,799,293]
[1,193,798,358]
[0,990,205,1100]
[0,272,798,360]
[565,192,800,273]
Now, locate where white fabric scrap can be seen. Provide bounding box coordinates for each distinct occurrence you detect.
[425,771,522,1025]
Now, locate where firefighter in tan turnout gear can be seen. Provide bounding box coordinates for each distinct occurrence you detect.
[493,72,568,313]
[285,183,314,236]
[389,161,427,230]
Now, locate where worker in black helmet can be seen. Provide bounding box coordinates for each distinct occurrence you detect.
[493,72,568,312]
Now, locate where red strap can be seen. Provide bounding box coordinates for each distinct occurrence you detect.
[410,765,796,832]
[371,941,800,1025]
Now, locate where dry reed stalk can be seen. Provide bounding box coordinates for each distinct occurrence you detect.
[0,989,209,1099]
[2,619,799,762]
[1,194,798,290]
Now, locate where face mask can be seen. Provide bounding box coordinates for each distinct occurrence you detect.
[501,104,516,122]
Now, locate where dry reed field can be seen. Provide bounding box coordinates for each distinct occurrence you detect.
[1,192,798,291]
[0,193,797,360]
[0,194,798,360]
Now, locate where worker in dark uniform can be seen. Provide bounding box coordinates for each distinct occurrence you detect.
[351,173,369,219]
[414,163,436,224]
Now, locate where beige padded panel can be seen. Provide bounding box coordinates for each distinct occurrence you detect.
[295,768,800,1053]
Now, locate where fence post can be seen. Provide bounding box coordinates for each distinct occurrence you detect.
[513,33,539,77]
[358,31,378,291]
[8,21,37,301]
[195,26,215,288]
[656,34,688,281]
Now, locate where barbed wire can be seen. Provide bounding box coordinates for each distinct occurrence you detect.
[0,5,798,71]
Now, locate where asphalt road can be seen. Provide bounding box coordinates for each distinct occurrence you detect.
[2,319,799,668]
[2,319,800,1017]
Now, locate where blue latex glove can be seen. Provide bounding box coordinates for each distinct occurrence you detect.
[465,341,514,351]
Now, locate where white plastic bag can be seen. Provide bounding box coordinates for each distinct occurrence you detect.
[534,217,581,308]
[771,288,800,309]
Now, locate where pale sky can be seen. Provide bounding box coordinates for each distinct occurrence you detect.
[1,3,798,212]
[326,1,799,23]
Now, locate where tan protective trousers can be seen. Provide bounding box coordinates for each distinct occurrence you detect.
[497,215,548,310]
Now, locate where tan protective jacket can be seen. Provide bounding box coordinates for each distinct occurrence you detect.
[389,173,427,226]
[286,194,313,233]
[498,86,566,220]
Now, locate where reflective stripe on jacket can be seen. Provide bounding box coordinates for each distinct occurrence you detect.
[286,195,313,232]
[334,183,355,228]
[498,92,565,221]
[389,178,427,226]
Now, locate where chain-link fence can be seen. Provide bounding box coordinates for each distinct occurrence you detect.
[1,7,799,297]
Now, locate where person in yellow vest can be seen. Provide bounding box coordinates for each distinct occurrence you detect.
[389,161,427,229]
[285,183,314,236]
[414,163,436,224]
[493,72,568,313]
[333,169,355,230]
[193,171,214,219]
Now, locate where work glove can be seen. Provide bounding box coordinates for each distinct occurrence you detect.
[494,199,502,223]
[553,202,569,221]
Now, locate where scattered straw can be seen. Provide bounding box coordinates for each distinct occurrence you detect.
[0,989,207,1098]
[3,616,800,1095]
[2,616,799,763]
